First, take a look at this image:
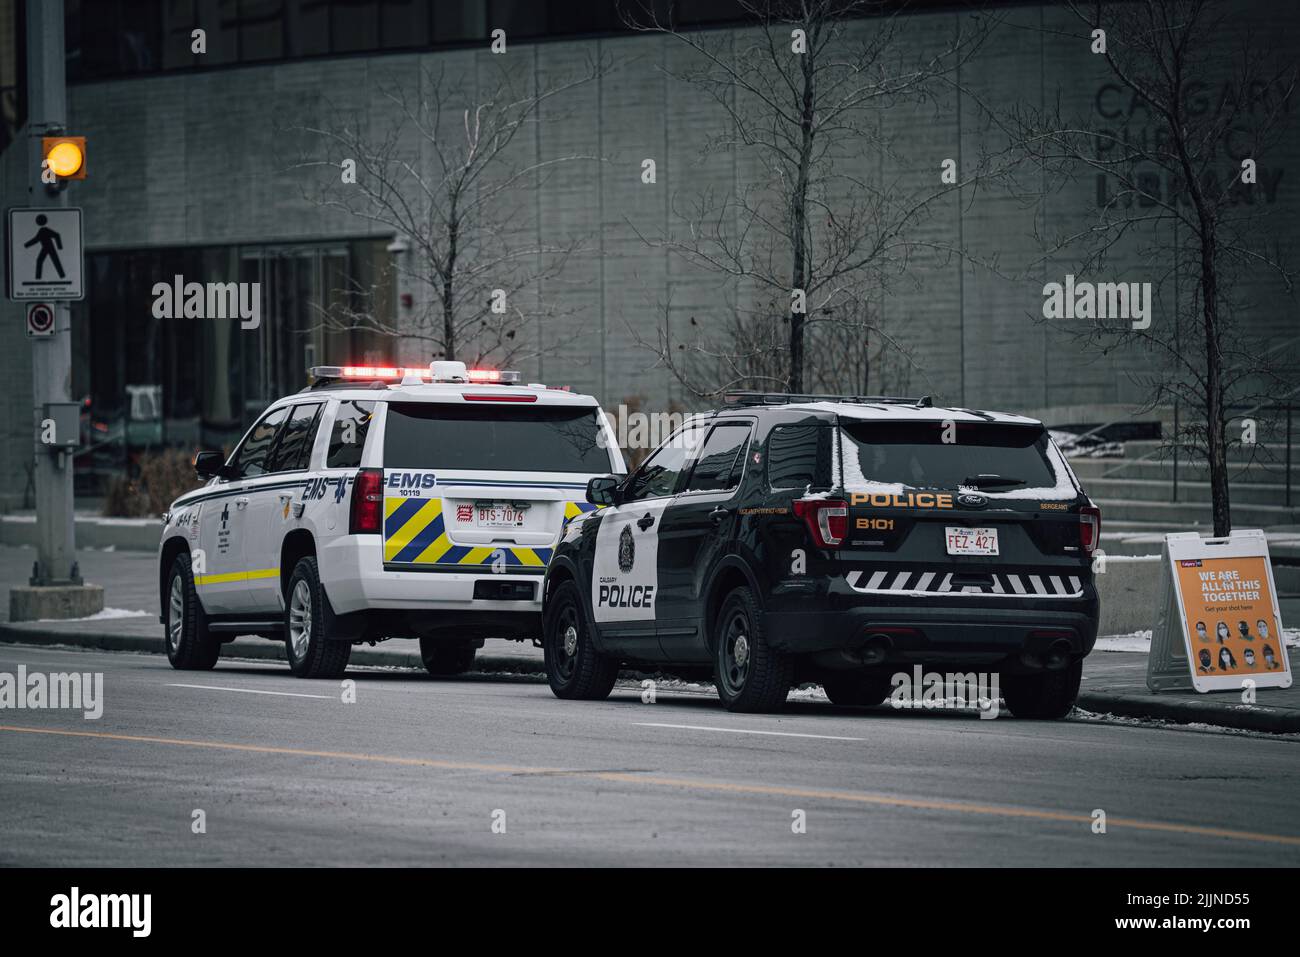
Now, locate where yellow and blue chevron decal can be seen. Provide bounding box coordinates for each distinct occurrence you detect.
[382,496,554,569]
[563,501,599,526]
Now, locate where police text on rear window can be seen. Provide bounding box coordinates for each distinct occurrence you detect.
[839,421,1058,490]
[383,403,612,473]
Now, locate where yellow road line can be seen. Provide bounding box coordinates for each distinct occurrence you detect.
[2,723,1297,848]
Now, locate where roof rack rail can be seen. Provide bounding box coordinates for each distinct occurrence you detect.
[723,391,932,408]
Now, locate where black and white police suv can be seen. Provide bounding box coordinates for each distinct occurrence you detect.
[541,392,1101,717]
[158,361,624,678]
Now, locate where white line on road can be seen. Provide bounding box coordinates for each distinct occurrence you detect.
[167,683,334,700]
[635,722,863,741]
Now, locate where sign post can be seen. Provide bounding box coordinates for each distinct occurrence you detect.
[1148,529,1293,693]
[6,0,98,614]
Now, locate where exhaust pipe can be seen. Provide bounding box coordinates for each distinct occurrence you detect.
[861,633,893,665]
[1043,638,1073,671]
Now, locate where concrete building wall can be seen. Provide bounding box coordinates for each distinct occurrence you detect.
[1,1,1296,503]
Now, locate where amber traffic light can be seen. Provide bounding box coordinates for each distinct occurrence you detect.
[42,137,86,180]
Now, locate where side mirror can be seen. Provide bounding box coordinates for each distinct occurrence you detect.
[193,451,226,480]
[586,475,621,507]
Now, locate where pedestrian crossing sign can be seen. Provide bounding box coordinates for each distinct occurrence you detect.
[6,207,83,301]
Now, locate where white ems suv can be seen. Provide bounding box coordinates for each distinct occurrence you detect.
[158,361,625,678]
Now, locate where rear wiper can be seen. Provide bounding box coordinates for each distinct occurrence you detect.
[962,474,1027,489]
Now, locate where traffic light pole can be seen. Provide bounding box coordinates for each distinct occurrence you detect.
[24,0,79,589]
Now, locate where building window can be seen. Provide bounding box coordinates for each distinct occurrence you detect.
[72,240,392,490]
[0,0,25,154]
[63,1,760,84]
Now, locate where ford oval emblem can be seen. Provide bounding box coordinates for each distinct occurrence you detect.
[957,492,988,509]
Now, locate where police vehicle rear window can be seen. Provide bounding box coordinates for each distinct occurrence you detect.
[383,403,610,473]
[839,421,1058,491]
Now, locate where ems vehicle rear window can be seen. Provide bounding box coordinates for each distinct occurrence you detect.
[383,403,611,473]
[839,421,1058,491]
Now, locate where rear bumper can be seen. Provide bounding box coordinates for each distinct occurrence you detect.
[764,585,1098,666]
[321,534,545,617]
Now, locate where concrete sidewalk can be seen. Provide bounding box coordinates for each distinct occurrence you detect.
[1078,647,1300,734]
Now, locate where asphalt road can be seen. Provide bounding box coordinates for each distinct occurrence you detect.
[1,642,1297,866]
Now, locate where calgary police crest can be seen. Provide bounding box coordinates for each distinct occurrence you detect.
[618,524,635,573]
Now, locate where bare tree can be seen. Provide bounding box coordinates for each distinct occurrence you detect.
[293,58,605,367]
[626,0,991,395]
[633,285,923,399]
[994,0,1296,536]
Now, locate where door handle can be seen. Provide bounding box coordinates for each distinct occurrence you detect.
[709,506,730,524]
[637,513,655,531]
[235,496,250,510]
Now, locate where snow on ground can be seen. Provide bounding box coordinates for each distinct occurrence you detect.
[1095,631,1153,652]
[37,607,151,623]
[1095,628,1300,653]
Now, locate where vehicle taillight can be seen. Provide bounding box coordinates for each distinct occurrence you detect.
[350,468,384,534]
[1079,505,1101,555]
[792,499,848,549]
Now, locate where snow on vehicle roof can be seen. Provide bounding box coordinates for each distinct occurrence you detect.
[779,400,1043,426]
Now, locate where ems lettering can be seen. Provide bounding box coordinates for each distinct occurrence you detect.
[386,472,436,490]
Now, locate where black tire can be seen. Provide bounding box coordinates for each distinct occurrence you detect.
[284,556,351,679]
[420,638,477,676]
[822,673,891,707]
[713,586,792,713]
[1002,660,1082,720]
[164,552,220,670]
[543,579,617,700]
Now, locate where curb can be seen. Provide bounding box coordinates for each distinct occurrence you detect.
[0,623,546,678]
[4,624,1296,731]
[1077,691,1300,734]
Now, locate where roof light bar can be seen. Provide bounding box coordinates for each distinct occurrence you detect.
[723,391,932,408]
[310,365,427,380]
[466,369,520,384]
[309,365,521,384]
